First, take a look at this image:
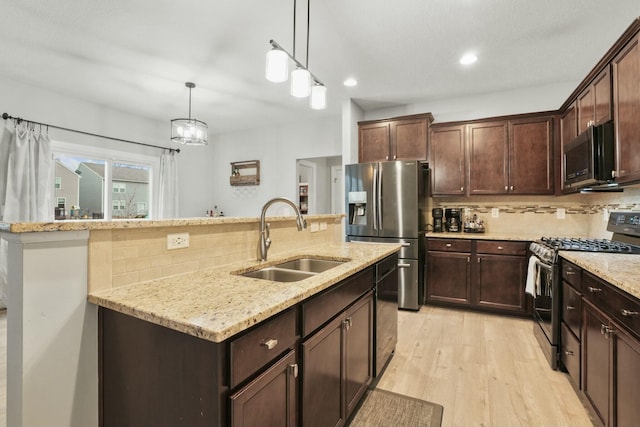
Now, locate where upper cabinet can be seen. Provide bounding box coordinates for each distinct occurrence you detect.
[577,67,612,134]
[429,114,554,196]
[612,32,640,184]
[358,114,433,163]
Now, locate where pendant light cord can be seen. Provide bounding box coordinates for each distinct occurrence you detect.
[292,0,297,59]
[306,0,310,68]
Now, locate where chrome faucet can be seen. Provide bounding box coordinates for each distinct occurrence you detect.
[258,197,307,261]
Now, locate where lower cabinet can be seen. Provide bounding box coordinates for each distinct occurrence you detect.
[426,238,528,315]
[230,349,298,427]
[560,261,640,427]
[302,292,374,427]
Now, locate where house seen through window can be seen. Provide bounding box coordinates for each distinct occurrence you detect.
[54,154,151,220]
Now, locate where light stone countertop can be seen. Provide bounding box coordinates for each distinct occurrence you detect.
[424,231,543,241]
[559,251,640,300]
[0,214,344,233]
[88,242,399,343]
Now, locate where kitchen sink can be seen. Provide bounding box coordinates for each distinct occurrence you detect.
[236,257,349,282]
[274,258,346,273]
[240,267,316,282]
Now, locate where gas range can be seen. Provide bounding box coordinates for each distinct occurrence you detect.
[529,211,640,264]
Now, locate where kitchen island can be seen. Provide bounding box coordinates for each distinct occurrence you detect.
[2,214,399,427]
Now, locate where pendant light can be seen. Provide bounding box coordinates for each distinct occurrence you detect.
[171,82,208,146]
[265,0,326,109]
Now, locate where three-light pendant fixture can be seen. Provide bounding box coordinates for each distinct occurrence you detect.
[265,0,327,109]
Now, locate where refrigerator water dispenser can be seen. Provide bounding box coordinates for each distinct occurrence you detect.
[348,191,368,225]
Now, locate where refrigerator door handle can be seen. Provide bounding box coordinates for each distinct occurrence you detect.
[377,165,383,230]
[372,165,378,230]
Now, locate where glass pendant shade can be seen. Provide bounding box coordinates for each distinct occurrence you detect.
[265,48,289,83]
[291,67,311,98]
[310,84,327,109]
[171,118,208,145]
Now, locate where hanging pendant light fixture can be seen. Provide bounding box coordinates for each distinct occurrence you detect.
[171,82,208,145]
[265,0,326,109]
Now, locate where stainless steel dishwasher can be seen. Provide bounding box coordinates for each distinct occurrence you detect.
[374,252,399,378]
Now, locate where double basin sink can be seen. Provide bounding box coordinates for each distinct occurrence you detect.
[237,257,349,282]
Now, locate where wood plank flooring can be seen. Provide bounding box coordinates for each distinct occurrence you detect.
[0,307,592,427]
[376,306,594,427]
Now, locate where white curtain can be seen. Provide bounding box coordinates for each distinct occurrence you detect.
[158,150,179,218]
[0,121,53,308]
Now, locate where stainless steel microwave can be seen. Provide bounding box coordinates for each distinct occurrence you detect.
[563,121,615,189]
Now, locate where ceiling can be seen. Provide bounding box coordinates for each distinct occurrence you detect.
[1,0,639,136]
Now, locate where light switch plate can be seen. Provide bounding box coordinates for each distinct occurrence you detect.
[491,208,499,218]
[319,222,327,231]
[603,208,609,222]
[310,223,319,233]
[556,208,566,219]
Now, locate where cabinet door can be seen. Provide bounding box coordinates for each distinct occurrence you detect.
[467,121,509,195]
[614,323,640,427]
[359,122,390,163]
[583,301,611,427]
[593,67,612,126]
[577,84,595,135]
[426,251,471,305]
[344,293,373,419]
[474,254,526,313]
[302,315,345,427]
[429,125,466,195]
[612,34,640,184]
[509,116,554,194]
[391,118,427,160]
[230,350,298,427]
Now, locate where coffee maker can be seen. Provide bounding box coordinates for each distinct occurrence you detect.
[432,208,444,232]
[444,208,462,232]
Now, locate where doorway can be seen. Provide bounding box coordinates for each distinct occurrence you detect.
[296,156,342,215]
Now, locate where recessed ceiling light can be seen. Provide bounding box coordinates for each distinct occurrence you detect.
[343,78,358,87]
[459,53,478,65]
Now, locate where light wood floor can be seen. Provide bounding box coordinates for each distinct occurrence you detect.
[376,306,593,427]
[0,308,592,427]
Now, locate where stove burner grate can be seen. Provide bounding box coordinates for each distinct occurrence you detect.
[540,237,640,254]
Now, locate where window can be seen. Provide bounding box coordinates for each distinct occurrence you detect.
[113,182,126,193]
[51,141,159,221]
[57,197,66,208]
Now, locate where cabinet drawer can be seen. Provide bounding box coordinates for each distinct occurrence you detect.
[302,267,374,337]
[476,240,527,256]
[583,272,640,340]
[427,238,471,252]
[562,282,582,339]
[561,322,581,389]
[562,261,582,290]
[230,308,298,388]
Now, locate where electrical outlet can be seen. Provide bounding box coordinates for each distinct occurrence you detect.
[556,208,566,219]
[319,222,327,231]
[603,208,609,222]
[491,208,499,218]
[167,232,189,250]
[310,222,319,233]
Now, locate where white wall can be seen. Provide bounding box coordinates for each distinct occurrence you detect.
[363,81,576,124]
[197,115,342,218]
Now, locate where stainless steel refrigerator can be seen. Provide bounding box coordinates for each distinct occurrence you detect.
[345,160,429,310]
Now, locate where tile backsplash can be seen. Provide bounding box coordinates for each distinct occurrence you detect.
[432,185,640,238]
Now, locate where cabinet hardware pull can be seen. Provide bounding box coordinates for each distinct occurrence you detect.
[477,257,481,263]
[510,185,514,191]
[504,186,508,191]
[445,243,452,247]
[289,363,299,378]
[497,246,503,250]
[565,350,574,356]
[621,309,639,317]
[612,170,617,178]
[566,305,575,311]
[344,317,353,330]
[588,286,602,293]
[566,271,576,275]
[601,324,607,335]
[467,257,470,263]
[460,187,464,192]
[261,338,278,350]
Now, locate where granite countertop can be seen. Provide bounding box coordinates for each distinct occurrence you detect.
[0,213,344,233]
[424,231,542,241]
[88,241,399,343]
[559,251,640,300]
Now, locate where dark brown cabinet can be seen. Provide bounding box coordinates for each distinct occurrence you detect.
[426,238,528,315]
[302,292,373,427]
[612,33,640,185]
[428,124,466,195]
[583,299,610,427]
[429,114,554,196]
[359,114,432,163]
[577,67,612,134]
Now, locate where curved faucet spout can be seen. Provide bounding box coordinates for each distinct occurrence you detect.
[258,197,307,261]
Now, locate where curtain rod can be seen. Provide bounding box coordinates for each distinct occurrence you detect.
[2,112,180,154]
